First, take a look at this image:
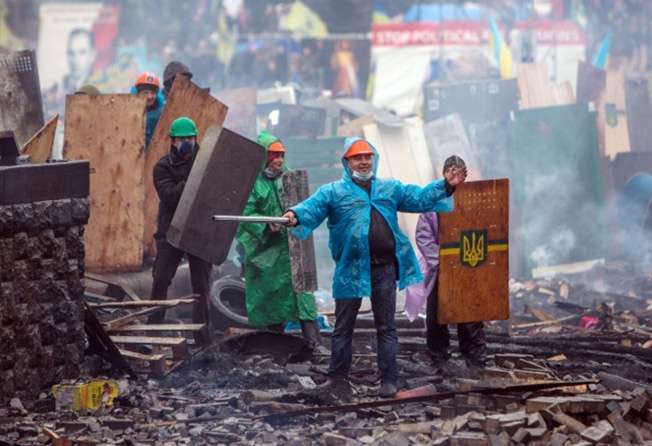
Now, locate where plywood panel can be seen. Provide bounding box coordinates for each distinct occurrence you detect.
[437,179,509,323]
[21,114,58,163]
[144,76,228,257]
[598,70,630,158]
[625,76,652,153]
[64,94,147,271]
[217,87,257,140]
[167,126,265,264]
[517,63,555,109]
[282,170,318,292]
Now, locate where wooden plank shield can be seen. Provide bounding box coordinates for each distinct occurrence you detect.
[167,126,265,264]
[64,94,147,272]
[437,179,509,323]
[281,170,318,293]
[144,76,228,257]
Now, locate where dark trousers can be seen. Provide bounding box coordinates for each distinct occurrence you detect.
[426,278,486,360]
[148,240,212,336]
[329,263,398,384]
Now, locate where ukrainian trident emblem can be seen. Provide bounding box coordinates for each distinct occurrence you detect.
[461,230,487,268]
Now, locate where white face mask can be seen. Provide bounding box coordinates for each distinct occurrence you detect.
[352,170,374,181]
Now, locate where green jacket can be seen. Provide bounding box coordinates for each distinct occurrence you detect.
[236,132,317,327]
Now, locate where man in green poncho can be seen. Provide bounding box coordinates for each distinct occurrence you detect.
[236,131,321,347]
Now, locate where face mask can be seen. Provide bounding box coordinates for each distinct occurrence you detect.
[263,166,283,179]
[352,170,373,181]
[178,140,195,158]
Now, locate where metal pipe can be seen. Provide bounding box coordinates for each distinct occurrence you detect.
[212,215,290,224]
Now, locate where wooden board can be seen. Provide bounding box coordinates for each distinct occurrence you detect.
[64,94,147,272]
[111,336,188,360]
[625,76,652,153]
[109,324,205,332]
[517,63,555,109]
[167,126,265,264]
[21,114,58,163]
[144,76,228,257]
[598,70,630,158]
[110,336,187,346]
[281,170,318,292]
[84,304,136,378]
[217,87,257,140]
[437,179,510,323]
[88,298,196,308]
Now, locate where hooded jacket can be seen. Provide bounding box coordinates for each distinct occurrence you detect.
[153,145,196,241]
[235,132,317,326]
[290,137,454,299]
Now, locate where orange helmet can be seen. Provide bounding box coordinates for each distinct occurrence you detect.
[135,72,160,89]
[344,140,374,159]
[267,141,286,153]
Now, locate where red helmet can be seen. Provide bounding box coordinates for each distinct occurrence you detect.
[135,72,160,89]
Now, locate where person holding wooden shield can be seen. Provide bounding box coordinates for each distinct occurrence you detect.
[148,117,212,339]
[236,131,321,349]
[409,157,486,368]
[283,137,466,398]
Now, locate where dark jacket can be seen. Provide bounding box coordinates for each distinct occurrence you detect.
[153,145,196,241]
[352,177,396,265]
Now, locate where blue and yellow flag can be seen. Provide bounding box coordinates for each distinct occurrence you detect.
[592,32,612,70]
[488,17,514,79]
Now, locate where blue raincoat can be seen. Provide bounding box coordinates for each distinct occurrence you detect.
[290,137,455,299]
[130,86,166,148]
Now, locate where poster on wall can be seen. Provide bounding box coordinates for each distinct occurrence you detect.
[37,3,119,100]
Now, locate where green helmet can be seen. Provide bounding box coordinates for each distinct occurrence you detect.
[169,117,198,137]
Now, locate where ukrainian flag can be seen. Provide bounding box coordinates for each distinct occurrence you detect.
[488,17,514,79]
[592,32,612,70]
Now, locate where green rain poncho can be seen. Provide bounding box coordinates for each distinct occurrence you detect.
[236,131,317,327]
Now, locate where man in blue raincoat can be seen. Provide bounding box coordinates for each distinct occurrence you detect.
[283,138,467,397]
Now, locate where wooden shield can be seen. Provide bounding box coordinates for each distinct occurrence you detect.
[64,94,147,272]
[281,170,318,293]
[437,179,509,323]
[144,76,228,257]
[167,126,265,265]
